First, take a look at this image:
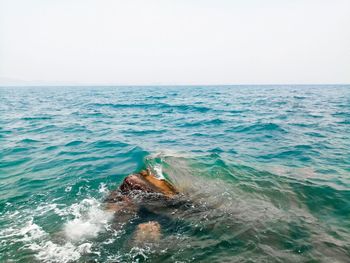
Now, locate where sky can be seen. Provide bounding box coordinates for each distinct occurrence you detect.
[0,0,349,85]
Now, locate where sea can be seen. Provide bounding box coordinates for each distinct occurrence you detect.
[0,85,349,262]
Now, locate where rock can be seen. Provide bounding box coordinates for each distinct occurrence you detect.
[134,221,161,243]
[104,168,178,216]
[104,168,179,243]
[119,168,178,197]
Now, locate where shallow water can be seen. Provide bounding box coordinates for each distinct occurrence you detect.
[0,85,349,262]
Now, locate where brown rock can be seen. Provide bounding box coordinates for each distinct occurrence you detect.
[104,169,179,242]
[134,221,161,243]
[119,168,178,197]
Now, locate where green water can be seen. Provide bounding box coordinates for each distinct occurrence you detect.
[0,85,349,262]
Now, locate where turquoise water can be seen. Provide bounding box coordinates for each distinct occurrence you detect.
[0,85,349,262]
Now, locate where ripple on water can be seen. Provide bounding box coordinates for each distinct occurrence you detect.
[227,122,287,134]
[0,85,349,262]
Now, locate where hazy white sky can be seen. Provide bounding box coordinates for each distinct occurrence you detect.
[0,0,349,85]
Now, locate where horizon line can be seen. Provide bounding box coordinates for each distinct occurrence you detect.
[1,83,350,87]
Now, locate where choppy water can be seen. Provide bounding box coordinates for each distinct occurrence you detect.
[0,85,349,263]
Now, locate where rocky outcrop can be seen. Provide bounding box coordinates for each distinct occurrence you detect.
[106,168,178,203]
[104,168,179,242]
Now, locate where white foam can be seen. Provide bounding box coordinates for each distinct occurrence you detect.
[129,246,152,262]
[19,219,47,242]
[11,218,90,263]
[27,197,113,263]
[7,210,19,218]
[29,241,92,263]
[153,164,165,179]
[35,203,59,216]
[98,182,108,194]
[106,253,122,263]
[63,198,113,241]
[1,195,114,263]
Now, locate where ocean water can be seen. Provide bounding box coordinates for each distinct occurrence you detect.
[0,85,349,263]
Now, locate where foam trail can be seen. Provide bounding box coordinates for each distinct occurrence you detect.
[29,241,92,263]
[63,198,113,241]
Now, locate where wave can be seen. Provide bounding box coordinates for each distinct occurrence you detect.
[123,129,168,136]
[1,153,349,262]
[226,122,287,133]
[89,102,211,113]
[65,140,84,147]
[21,116,53,121]
[179,118,225,128]
[0,184,114,263]
[20,138,40,143]
[1,85,349,262]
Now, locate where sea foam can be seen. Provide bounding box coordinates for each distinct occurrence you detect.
[63,198,113,241]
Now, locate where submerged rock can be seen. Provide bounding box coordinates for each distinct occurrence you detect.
[104,168,180,243]
[134,221,161,244]
[105,168,178,204]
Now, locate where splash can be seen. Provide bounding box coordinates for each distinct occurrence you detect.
[63,198,113,241]
[28,241,93,263]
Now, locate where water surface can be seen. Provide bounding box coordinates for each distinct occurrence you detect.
[0,85,349,262]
